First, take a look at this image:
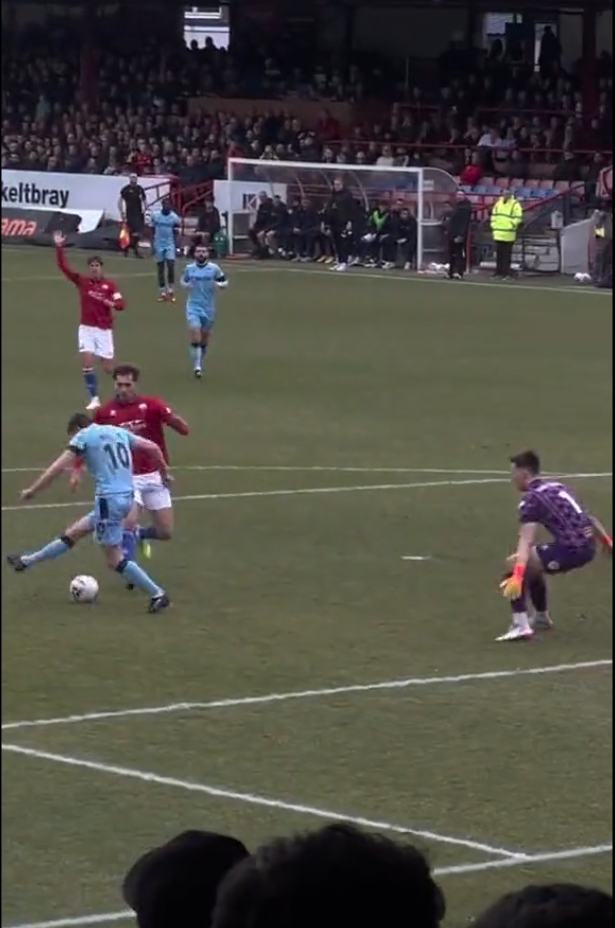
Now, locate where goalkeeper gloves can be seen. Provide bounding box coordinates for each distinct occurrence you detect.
[500,564,526,600]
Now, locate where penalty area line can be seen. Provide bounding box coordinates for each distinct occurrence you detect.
[3,660,611,732]
[1,472,611,513]
[1,742,525,859]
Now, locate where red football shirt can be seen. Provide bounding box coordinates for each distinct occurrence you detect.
[56,245,124,329]
[94,395,173,475]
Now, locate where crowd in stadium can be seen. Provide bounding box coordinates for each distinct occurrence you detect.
[121,823,612,928]
[2,24,612,186]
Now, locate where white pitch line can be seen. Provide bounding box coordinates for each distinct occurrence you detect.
[4,914,132,928]
[5,845,613,928]
[1,743,524,859]
[434,842,613,876]
[1,472,611,513]
[237,263,613,298]
[3,660,611,733]
[401,555,432,561]
[2,252,611,296]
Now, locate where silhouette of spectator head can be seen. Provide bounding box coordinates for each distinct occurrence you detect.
[212,824,445,928]
[123,830,249,928]
[474,883,613,928]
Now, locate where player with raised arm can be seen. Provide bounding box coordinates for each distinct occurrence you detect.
[7,414,171,613]
[498,450,612,641]
[53,231,125,411]
[180,243,228,379]
[151,197,181,302]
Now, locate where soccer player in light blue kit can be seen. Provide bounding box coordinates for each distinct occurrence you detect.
[180,243,228,378]
[7,413,171,613]
[151,197,181,302]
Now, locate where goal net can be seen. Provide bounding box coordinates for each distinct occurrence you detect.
[225,158,459,268]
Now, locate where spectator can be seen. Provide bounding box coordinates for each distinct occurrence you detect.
[460,150,483,186]
[585,151,606,204]
[474,882,612,927]
[539,27,562,77]
[376,144,395,167]
[553,148,579,181]
[122,830,249,928]
[212,824,446,928]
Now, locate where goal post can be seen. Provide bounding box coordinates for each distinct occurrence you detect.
[224,158,459,268]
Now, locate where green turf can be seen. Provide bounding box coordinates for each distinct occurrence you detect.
[1,248,612,926]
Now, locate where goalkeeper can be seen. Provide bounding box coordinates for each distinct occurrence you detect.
[497,450,611,643]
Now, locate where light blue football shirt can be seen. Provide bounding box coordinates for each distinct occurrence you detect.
[152,210,180,249]
[181,261,226,317]
[69,424,138,496]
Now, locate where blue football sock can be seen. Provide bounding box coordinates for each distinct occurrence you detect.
[122,529,138,561]
[137,526,159,541]
[83,368,98,399]
[116,559,163,597]
[22,537,72,567]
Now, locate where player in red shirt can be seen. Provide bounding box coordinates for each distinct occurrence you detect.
[87,363,189,561]
[54,231,125,412]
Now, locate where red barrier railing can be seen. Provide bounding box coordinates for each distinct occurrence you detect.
[176,180,214,235]
[326,140,613,159]
[393,103,610,121]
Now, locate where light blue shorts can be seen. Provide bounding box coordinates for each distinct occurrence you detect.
[85,492,134,547]
[186,307,214,331]
[155,245,176,263]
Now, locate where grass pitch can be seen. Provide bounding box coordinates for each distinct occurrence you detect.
[2,248,612,926]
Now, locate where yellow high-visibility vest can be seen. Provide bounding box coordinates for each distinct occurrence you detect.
[490,197,523,243]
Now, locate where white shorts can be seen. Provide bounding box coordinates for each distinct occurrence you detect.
[78,325,114,360]
[133,472,172,511]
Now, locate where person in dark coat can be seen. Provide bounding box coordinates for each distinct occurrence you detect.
[443,191,473,279]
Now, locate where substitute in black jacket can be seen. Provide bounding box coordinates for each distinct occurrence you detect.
[293,198,321,260]
[249,191,274,258]
[265,195,290,256]
[443,192,472,279]
[191,198,221,256]
[392,207,418,270]
[325,178,359,271]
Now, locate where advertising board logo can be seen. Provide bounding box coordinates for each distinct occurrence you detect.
[1,217,38,237]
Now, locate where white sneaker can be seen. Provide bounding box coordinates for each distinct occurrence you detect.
[86,396,101,411]
[495,624,534,642]
[334,263,348,272]
[531,612,554,631]
[382,261,395,270]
